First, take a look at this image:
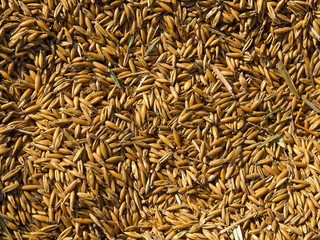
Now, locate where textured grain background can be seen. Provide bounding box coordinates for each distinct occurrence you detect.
[1,0,320,239]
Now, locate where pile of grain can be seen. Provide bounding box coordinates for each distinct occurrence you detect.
[1,0,320,239]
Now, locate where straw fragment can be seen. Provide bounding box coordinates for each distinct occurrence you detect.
[210,64,233,95]
[301,96,320,114]
[276,60,300,99]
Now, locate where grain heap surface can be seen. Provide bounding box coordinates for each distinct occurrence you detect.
[1,0,320,239]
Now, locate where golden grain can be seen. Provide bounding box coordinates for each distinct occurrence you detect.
[0,0,319,239]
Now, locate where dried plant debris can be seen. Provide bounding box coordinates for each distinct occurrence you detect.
[1,0,320,240]
[211,64,234,95]
[277,60,300,99]
[302,96,320,114]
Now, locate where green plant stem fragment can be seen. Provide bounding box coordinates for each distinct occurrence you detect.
[109,69,123,90]
[258,134,281,148]
[264,108,281,118]
[0,218,13,240]
[145,173,151,195]
[145,38,161,56]
[127,35,134,51]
